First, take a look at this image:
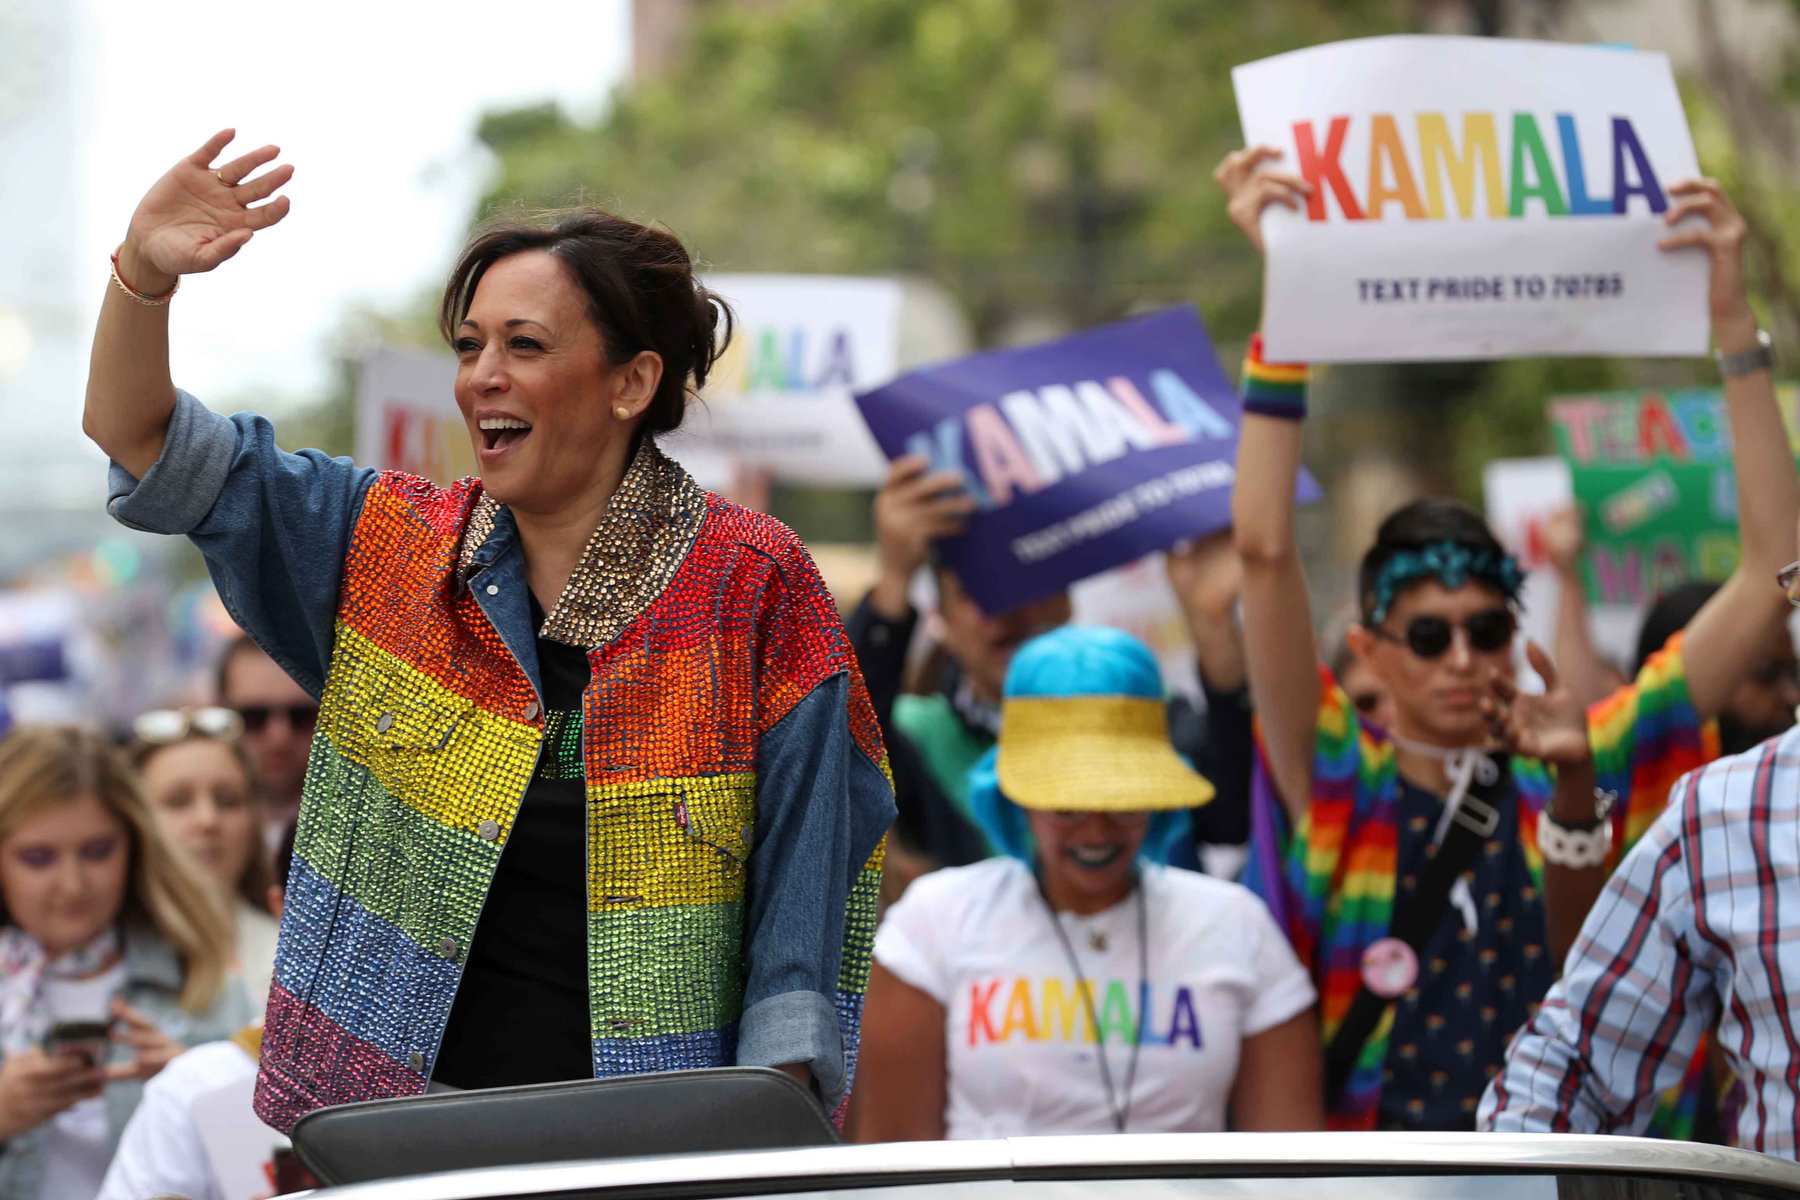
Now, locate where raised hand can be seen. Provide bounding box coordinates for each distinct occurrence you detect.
[869,454,978,618]
[0,1048,105,1141]
[103,998,184,1083]
[1165,531,1243,623]
[1213,145,1313,257]
[1484,641,1592,768]
[1542,506,1586,577]
[1657,178,1755,346]
[119,129,294,295]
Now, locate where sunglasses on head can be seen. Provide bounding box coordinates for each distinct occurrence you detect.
[132,706,244,745]
[236,704,319,734]
[1370,606,1516,660]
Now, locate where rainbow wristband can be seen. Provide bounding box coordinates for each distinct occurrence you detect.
[1240,333,1308,421]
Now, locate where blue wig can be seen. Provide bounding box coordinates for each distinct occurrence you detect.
[966,625,1192,865]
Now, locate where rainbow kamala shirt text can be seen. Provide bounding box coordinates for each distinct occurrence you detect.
[106,392,896,1132]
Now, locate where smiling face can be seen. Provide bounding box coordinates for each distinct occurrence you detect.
[1346,579,1516,746]
[139,739,257,903]
[1025,809,1150,914]
[0,792,131,956]
[452,251,662,516]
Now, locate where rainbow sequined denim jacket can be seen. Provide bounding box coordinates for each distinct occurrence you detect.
[107,392,895,1134]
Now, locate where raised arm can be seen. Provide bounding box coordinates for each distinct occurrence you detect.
[1216,147,1320,824]
[1658,181,1799,722]
[83,130,292,477]
[1544,507,1629,708]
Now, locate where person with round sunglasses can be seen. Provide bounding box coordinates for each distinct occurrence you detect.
[129,708,279,1009]
[1215,148,1800,1133]
[854,626,1322,1140]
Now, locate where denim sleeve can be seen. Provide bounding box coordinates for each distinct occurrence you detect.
[738,672,894,1105]
[106,390,376,699]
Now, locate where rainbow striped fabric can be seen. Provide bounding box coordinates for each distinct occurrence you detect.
[254,444,890,1133]
[1250,632,1711,1129]
[1240,333,1309,420]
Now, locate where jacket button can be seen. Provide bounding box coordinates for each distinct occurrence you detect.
[409,1051,426,1072]
[523,700,540,721]
[478,819,500,841]
[375,712,394,734]
[485,583,499,596]
[440,937,460,959]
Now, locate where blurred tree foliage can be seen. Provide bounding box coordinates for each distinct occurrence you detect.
[451,0,1800,518]
[475,0,1405,350]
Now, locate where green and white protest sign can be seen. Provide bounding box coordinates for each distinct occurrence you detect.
[1549,386,1800,605]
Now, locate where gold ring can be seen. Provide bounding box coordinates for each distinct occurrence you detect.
[214,169,230,186]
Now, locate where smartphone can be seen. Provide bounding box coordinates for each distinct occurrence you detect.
[42,1020,112,1066]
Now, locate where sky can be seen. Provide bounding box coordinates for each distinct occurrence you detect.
[76,0,632,409]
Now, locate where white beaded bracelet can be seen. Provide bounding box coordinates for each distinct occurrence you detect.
[1539,810,1614,869]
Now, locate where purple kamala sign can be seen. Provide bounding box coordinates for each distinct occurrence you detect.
[854,306,1320,612]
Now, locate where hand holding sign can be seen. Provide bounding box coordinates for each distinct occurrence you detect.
[1231,36,1709,361]
[854,308,1320,614]
[870,455,979,618]
[1215,145,1312,257]
[1658,179,1757,346]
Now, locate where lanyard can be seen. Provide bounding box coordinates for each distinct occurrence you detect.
[1034,871,1148,1133]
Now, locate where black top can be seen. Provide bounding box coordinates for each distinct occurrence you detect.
[1375,776,1551,1131]
[432,597,593,1089]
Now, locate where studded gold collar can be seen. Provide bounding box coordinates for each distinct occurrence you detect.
[457,439,708,649]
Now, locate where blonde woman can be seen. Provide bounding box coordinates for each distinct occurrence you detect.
[0,727,250,1200]
[131,707,280,1007]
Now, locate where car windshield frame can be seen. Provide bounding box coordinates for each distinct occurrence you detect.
[301,1132,1800,1200]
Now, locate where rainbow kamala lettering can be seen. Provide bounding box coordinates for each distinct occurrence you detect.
[904,370,1233,510]
[966,977,1205,1049]
[1292,113,1667,221]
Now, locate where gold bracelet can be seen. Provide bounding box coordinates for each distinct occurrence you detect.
[109,247,179,306]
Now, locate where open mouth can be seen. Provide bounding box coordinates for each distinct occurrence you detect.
[478,416,533,454]
[1067,844,1125,870]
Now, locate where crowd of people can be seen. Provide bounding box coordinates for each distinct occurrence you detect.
[5,122,1800,1199]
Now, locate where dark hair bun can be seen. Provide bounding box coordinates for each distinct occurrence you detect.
[440,208,735,436]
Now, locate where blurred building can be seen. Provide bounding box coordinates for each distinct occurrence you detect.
[0,0,99,523]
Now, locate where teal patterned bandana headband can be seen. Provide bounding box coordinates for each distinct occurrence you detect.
[1366,541,1524,624]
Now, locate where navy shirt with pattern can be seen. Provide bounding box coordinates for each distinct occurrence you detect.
[1376,777,1552,1131]
[433,595,593,1089]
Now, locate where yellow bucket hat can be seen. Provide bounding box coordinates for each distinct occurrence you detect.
[996,693,1215,813]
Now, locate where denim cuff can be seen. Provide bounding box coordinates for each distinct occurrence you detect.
[736,990,845,1105]
[106,390,238,534]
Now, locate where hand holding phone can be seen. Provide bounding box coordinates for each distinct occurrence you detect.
[0,1048,105,1140]
[104,998,184,1083]
[42,1020,113,1067]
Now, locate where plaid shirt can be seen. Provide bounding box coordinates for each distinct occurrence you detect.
[1479,724,1800,1156]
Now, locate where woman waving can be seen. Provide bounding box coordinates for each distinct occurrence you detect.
[84,132,894,1131]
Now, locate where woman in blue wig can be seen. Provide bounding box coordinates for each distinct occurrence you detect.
[854,626,1322,1140]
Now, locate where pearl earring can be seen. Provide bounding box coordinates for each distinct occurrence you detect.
[614,405,632,420]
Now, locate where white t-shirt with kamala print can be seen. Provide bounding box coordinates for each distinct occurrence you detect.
[873,858,1315,1139]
